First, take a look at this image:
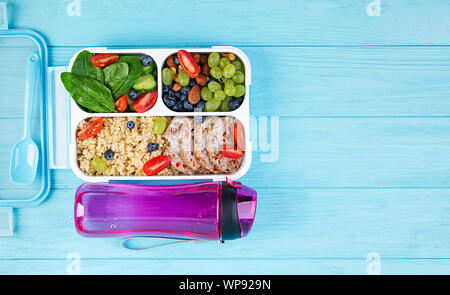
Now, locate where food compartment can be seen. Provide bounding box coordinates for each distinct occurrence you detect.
[64,50,158,114]
[161,50,246,112]
[74,115,246,178]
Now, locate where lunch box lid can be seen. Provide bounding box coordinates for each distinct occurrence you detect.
[0,2,50,235]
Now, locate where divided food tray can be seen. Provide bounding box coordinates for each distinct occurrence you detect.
[67,46,252,182]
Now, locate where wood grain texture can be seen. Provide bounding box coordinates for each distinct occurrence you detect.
[1,188,449,260]
[7,0,450,46]
[1,0,450,275]
[2,259,450,275]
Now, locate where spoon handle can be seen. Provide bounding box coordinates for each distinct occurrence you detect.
[24,52,40,139]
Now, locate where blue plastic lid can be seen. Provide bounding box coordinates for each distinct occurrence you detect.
[0,2,49,211]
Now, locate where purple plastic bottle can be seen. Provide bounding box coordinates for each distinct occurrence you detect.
[74,181,257,241]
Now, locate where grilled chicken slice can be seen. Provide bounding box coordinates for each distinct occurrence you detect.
[163,117,194,175]
[193,117,218,173]
[207,116,243,173]
[179,118,206,173]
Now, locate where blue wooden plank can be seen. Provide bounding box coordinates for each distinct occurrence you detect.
[2,0,450,275]
[33,117,450,189]
[1,258,449,275]
[1,188,449,259]
[8,0,450,46]
[44,46,450,117]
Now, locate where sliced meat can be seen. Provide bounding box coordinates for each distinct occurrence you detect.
[163,117,194,175]
[193,117,218,173]
[207,116,243,173]
[179,118,206,173]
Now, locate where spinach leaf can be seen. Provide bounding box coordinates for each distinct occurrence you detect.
[71,50,104,83]
[103,62,129,93]
[113,56,143,100]
[61,72,116,113]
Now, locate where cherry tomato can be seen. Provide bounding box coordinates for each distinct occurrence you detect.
[177,50,200,78]
[77,117,103,140]
[132,90,157,113]
[234,122,245,151]
[91,53,119,67]
[222,145,245,159]
[114,95,128,113]
[143,155,171,176]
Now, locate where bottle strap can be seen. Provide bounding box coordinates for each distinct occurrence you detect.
[121,236,204,251]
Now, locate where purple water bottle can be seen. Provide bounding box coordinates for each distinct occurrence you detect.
[74,181,257,242]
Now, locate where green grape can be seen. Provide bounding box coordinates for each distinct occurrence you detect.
[208,52,220,67]
[162,68,173,85]
[232,71,245,84]
[225,79,234,86]
[224,84,236,96]
[153,117,167,135]
[219,57,230,69]
[178,69,190,86]
[210,66,222,79]
[214,90,226,101]
[232,60,243,71]
[205,99,221,112]
[234,84,246,97]
[222,64,235,78]
[91,157,107,173]
[220,98,231,111]
[201,87,212,101]
[208,81,222,93]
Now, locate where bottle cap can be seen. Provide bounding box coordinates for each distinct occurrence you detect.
[220,181,257,241]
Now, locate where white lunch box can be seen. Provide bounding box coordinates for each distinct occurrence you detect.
[63,46,252,182]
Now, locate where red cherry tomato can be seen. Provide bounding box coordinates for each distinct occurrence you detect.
[143,155,171,176]
[91,53,119,67]
[132,90,157,113]
[222,145,245,159]
[77,117,103,140]
[234,122,245,151]
[177,50,200,78]
[115,95,128,113]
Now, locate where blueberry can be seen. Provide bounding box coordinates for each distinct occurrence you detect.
[229,98,243,111]
[183,100,194,112]
[104,149,115,161]
[180,87,190,96]
[173,101,183,112]
[174,56,180,66]
[209,77,217,82]
[162,85,170,94]
[147,143,159,152]
[174,91,181,99]
[169,90,175,98]
[129,89,138,100]
[180,94,188,102]
[127,121,135,130]
[195,100,205,112]
[189,79,196,87]
[142,55,153,66]
[163,94,176,107]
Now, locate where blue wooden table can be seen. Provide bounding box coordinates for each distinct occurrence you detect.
[1,0,450,274]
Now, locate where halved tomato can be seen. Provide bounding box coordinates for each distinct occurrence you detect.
[234,122,245,151]
[132,90,158,113]
[143,155,171,176]
[222,144,245,159]
[77,117,103,140]
[91,53,119,67]
[115,95,128,112]
[177,50,200,78]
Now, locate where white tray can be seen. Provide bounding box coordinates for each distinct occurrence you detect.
[66,46,252,182]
